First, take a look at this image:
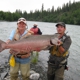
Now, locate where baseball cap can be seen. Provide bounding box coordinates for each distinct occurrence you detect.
[56,22,66,28]
[17,17,27,25]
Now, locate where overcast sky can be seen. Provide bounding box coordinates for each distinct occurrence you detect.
[0,0,80,13]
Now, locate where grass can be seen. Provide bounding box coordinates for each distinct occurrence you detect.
[31,51,39,64]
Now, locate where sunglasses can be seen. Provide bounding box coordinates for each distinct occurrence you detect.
[18,18,26,21]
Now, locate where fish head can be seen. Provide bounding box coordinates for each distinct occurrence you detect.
[51,38,59,45]
[50,33,60,45]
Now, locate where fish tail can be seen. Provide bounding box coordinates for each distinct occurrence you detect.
[0,40,6,52]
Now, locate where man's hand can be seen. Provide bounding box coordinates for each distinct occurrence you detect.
[51,38,63,46]
[21,53,31,58]
[57,40,63,46]
[6,39,11,44]
[9,49,19,56]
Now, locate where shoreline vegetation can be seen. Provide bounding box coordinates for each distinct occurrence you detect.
[0,1,80,25]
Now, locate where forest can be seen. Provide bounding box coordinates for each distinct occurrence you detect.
[0,1,80,25]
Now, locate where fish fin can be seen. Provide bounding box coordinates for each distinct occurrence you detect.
[43,46,51,50]
[0,40,6,52]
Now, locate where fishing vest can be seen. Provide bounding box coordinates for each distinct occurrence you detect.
[13,29,31,40]
[9,29,32,54]
[30,27,39,35]
[49,34,69,57]
[50,45,68,57]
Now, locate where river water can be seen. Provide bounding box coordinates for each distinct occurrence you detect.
[0,21,80,80]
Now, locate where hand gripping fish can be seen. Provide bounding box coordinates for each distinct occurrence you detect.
[0,34,59,54]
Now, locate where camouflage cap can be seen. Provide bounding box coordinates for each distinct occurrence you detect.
[56,22,66,28]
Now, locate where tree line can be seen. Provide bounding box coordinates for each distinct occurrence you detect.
[0,1,80,25]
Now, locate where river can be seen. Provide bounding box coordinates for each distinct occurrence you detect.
[0,21,80,80]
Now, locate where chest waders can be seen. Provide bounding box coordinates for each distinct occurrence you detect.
[48,34,69,69]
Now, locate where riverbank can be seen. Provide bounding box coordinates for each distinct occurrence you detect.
[0,50,76,80]
[0,55,71,80]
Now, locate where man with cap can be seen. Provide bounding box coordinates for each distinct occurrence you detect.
[47,22,72,80]
[29,23,42,64]
[30,23,42,35]
[6,17,32,80]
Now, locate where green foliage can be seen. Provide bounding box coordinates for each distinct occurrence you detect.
[31,51,39,64]
[0,1,80,25]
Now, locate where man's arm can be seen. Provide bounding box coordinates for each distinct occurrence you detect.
[58,36,72,54]
[6,30,15,44]
[6,39,11,44]
[38,28,42,35]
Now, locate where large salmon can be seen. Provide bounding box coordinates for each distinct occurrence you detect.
[0,34,59,54]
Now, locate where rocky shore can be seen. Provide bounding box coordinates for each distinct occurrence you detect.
[0,59,71,80]
[0,61,47,80]
[0,50,75,80]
